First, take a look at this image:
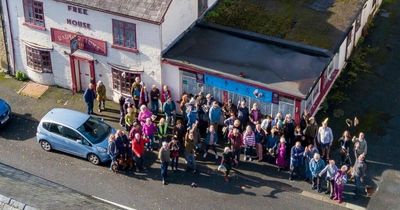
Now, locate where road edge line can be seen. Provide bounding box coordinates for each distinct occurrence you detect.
[300,191,366,210]
[91,196,136,210]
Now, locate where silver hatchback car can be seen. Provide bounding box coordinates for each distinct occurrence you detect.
[36,108,115,165]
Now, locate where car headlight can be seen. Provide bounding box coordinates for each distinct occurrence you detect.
[96,147,107,153]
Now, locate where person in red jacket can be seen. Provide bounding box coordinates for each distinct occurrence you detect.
[132,133,149,171]
[228,127,243,165]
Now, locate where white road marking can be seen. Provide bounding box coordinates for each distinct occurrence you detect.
[91,196,136,210]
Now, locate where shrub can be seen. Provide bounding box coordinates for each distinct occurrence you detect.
[15,71,29,81]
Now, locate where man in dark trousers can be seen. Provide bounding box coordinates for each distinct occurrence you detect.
[83,83,96,115]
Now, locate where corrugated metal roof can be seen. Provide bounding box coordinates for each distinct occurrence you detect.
[54,0,172,23]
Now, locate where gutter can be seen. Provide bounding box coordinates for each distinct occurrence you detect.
[0,0,10,73]
[3,0,15,75]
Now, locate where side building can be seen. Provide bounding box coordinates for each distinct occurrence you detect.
[161,0,383,123]
[0,0,218,101]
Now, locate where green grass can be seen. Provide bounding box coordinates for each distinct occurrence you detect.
[205,0,362,49]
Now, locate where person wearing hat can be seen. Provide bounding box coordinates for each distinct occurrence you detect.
[304,117,319,146]
[317,118,333,160]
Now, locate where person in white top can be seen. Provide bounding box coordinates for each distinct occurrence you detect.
[317,118,333,160]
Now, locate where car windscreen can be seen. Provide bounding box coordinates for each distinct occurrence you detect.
[77,117,111,144]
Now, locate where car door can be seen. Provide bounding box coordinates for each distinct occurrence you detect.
[58,126,92,158]
[47,123,71,153]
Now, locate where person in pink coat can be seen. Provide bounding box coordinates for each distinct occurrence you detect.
[138,105,152,125]
[275,137,287,171]
[142,118,157,151]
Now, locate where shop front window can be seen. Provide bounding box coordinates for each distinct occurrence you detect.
[26,46,52,73]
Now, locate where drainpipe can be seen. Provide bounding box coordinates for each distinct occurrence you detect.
[3,0,16,75]
[0,0,10,73]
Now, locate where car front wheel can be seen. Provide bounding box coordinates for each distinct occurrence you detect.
[88,154,100,165]
[40,140,52,151]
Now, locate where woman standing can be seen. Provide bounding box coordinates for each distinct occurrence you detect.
[96,81,106,112]
[142,118,157,151]
[276,137,287,171]
[124,107,137,132]
[338,130,352,166]
[138,105,152,126]
[139,85,149,107]
[243,125,256,161]
[249,103,262,126]
[254,123,265,162]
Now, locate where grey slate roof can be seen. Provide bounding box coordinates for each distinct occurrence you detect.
[163,24,332,98]
[54,0,172,23]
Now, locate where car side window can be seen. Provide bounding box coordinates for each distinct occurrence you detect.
[59,126,82,141]
[42,122,51,131]
[49,123,62,135]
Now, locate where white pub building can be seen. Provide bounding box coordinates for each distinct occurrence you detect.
[1,0,216,101]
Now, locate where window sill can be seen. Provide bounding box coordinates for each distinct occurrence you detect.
[23,22,46,31]
[111,45,139,53]
[27,66,52,74]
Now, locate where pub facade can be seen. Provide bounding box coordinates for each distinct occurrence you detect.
[1,0,217,101]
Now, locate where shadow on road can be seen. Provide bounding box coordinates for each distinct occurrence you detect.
[0,113,39,141]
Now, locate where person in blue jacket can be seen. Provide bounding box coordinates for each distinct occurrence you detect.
[83,83,96,115]
[162,97,176,126]
[209,101,222,126]
[186,105,198,129]
[289,141,304,180]
[309,153,326,192]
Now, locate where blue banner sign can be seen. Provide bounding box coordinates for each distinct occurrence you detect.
[204,74,273,102]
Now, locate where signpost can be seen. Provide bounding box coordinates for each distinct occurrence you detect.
[70,36,79,54]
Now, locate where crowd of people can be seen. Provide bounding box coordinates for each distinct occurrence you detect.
[83,77,368,202]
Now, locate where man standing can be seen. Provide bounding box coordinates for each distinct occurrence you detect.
[317,118,333,160]
[83,83,96,115]
[96,81,106,112]
[352,154,367,198]
[289,141,304,181]
[159,141,171,185]
[150,85,160,114]
[353,132,368,159]
[228,128,242,165]
[310,153,326,192]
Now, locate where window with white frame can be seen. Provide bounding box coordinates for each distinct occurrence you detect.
[312,80,321,103]
[26,46,52,73]
[112,19,137,50]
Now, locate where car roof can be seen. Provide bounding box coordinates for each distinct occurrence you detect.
[41,108,90,129]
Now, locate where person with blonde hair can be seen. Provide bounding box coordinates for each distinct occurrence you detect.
[96,80,106,112]
[317,118,333,160]
[333,165,348,203]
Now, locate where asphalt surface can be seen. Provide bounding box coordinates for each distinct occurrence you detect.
[0,116,345,210]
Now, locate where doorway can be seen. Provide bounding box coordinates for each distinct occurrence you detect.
[69,55,95,93]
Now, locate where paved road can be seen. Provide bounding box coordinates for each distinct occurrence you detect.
[0,115,344,210]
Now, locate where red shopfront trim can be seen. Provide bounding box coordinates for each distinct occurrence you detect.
[51,28,107,56]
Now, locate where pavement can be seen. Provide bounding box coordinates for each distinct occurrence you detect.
[0,163,123,210]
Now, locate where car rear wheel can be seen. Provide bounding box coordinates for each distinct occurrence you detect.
[88,154,100,165]
[40,140,52,151]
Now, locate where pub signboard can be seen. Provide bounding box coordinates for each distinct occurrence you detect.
[51,28,107,56]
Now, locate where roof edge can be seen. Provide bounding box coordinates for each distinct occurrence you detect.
[53,0,163,25]
[197,21,333,58]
